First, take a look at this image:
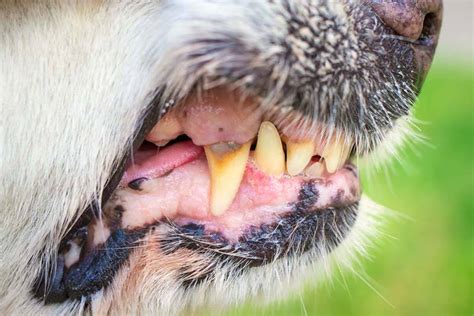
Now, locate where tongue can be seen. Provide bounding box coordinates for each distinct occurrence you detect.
[121,140,203,186]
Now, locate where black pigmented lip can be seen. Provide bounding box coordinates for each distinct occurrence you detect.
[34,178,360,304]
[33,228,147,304]
[160,181,359,267]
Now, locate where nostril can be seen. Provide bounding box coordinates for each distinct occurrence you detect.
[370,0,443,43]
[417,12,441,45]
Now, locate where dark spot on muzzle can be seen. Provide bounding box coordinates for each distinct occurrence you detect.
[128,177,149,191]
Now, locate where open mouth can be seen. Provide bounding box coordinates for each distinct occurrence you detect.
[40,87,361,302]
[92,86,360,243]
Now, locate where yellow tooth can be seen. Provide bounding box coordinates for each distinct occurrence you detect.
[286,140,315,176]
[305,161,325,178]
[254,121,285,176]
[204,141,251,216]
[323,137,352,173]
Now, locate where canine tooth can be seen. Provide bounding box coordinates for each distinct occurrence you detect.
[204,141,251,216]
[305,161,325,177]
[286,140,315,176]
[323,137,352,173]
[254,121,285,176]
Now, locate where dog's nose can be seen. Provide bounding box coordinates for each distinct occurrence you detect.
[369,0,443,41]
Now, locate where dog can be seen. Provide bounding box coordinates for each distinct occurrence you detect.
[0,0,442,314]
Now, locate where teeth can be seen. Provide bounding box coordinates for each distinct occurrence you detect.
[286,140,315,176]
[204,141,251,216]
[201,121,352,215]
[254,121,285,176]
[323,136,352,173]
[305,161,325,178]
[146,114,183,145]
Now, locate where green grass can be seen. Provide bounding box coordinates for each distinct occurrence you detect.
[224,60,473,316]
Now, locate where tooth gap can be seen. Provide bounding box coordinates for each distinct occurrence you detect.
[310,155,321,163]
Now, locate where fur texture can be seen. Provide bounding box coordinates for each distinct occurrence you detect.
[0,0,435,314]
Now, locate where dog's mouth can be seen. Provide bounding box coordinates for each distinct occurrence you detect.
[39,87,362,303]
[94,87,360,242]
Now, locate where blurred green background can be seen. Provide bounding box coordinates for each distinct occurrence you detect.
[224,3,474,314]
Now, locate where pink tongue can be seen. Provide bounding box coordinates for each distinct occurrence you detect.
[121,140,203,186]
